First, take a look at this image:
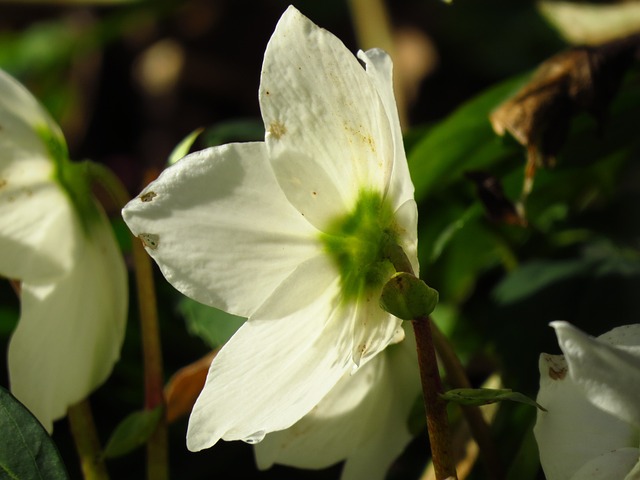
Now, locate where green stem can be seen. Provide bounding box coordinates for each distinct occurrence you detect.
[86,161,168,480]
[67,400,110,480]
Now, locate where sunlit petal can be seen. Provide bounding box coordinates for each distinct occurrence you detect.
[357,48,415,211]
[122,142,320,317]
[187,255,352,450]
[259,6,394,229]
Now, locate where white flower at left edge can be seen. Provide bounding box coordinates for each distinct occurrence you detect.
[123,6,418,451]
[534,321,640,480]
[0,69,127,432]
[255,325,420,480]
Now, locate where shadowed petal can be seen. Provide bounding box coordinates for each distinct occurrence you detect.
[8,208,127,432]
[534,353,637,480]
[122,142,320,318]
[0,70,76,281]
[255,327,419,480]
[569,448,639,480]
[552,321,640,428]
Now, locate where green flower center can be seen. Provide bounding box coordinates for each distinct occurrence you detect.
[37,125,99,234]
[321,189,399,300]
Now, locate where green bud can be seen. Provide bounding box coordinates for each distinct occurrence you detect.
[379,272,439,321]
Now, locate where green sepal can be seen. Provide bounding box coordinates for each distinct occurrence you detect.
[440,388,547,411]
[0,386,69,479]
[379,272,439,320]
[103,406,164,459]
[37,125,100,234]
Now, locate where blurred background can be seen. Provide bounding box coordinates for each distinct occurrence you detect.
[1,0,639,479]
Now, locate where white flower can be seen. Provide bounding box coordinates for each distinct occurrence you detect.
[255,326,420,480]
[0,69,128,432]
[534,321,640,480]
[122,6,418,451]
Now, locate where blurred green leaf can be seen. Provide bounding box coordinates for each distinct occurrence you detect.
[178,297,245,350]
[494,242,640,305]
[0,386,69,479]
[103,406,163,459]
[168,128,204,165]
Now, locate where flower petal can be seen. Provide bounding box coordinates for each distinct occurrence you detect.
[0,69,65,162]
[350,288,403,367]
[534,353,638,480]
[8,208,127,432]
[393,198,420,276]
[186,255,353,450]
[0,70,76,281]
[552,321,640,428]
[122,142,320,318]
[569,448,639,480]
[0,176,77,281]
[357,48,415,211]
[254,327,420,480]
[259,6,394,229]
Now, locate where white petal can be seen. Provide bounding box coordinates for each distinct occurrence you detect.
[122,142,320,317]
[552,321,640,428]
[0,69,66,162]
[350,288,403,367]
[0,69,76,281]
[186,255,353,450]
[393,198,420,276]
[568,448,639,480]
[259,6,394,229]
[0,177,77,281]
[357,49,415,211]
[8,209,127,432]
[534,353,637,480]
[254,327,420,480]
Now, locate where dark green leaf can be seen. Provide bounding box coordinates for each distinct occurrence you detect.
[408,75,527,201]
[178,297,245,349]
[0,386,69,480]
[103,406,163,459]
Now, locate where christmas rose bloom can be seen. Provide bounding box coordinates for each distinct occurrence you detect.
[534,321,640,480]
[0,69,127,431]
[122,6,418,450]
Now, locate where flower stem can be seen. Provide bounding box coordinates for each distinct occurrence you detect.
[431,322,504,480]
[412,316,458,480]
[67,400,110,480]
[86,161,168,480]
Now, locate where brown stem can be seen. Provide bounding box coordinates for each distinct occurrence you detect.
[87,162,168,480]
[431,322,504,480]
[413,316,458,480]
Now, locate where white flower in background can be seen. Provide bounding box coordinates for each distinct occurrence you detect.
[255,326,420,480]
[0,69,127,432]
[534,321,640,480]
[122,6,418,451]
